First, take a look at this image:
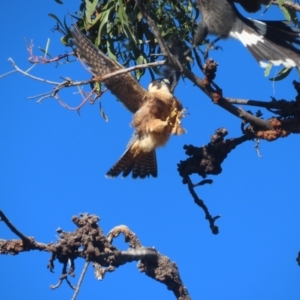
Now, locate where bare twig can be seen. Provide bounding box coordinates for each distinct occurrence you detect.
[7,58,60,85]
[254,139,263,158]
[0,69,17,79]
[184,175,220,234]
[107,225,142,248]
[3,57,165,87]
[177,129,253,232]
[29,51,75,64]
[50,277,64,290]
[0,210,32,244]
[50,274,76,290]
[2,57,164,112]
[71,261,90,300]
[79,57,166,80]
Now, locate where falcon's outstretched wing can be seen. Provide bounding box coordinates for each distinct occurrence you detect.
[70,24,148,113]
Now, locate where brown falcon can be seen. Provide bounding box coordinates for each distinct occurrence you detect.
[70,25,186,178]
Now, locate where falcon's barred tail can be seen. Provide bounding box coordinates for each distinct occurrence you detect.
[230,19,300,68]
[106,148,157,179]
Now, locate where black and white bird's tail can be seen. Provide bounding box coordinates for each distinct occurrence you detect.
[106,147,157,179]
[231,18,300,68]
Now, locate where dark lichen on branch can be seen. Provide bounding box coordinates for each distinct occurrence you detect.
[0,211,190,300]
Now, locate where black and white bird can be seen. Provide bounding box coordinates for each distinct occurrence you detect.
[194,0,300,68]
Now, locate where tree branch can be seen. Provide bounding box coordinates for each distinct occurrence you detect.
[1,57,165,112]
[0,210,33,245]
[71,261,90,300]
[135,0,273,131]
[184,175,220,234]
[270,0,300,12]
[7,58,60,85]
[177,129,253,233]
[0,212,190,300]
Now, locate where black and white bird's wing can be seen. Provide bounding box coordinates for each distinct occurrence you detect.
[231,18,300,68]
[70,24,148,113]
[255,20,300,45]
[195,0,300,68]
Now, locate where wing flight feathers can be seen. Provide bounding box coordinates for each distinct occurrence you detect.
[71,24,148,113]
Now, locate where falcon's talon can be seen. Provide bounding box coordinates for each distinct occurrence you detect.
[165,117,173,126]
[165,108,180,125]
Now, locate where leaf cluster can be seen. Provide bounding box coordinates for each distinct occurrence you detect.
[52,0,197,81]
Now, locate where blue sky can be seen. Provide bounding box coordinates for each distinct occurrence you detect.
[1,1,300,299]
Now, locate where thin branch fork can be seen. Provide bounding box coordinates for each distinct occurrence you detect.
[2,57,165,112]
[4,57,165,87]
[184,175,220,234]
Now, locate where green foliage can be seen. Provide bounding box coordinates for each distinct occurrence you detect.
[265,0,299,81]
[277,0,299,25]
[268,66,293,81]
[51,0,299,82]
[52,0,197,81]
[264,62,272,77]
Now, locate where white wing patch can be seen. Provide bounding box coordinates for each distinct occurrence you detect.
[230,30,264,46]
[230,29,298,68]
[260,59,297,68]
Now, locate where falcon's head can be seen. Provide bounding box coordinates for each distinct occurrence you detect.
[148,78,171,94]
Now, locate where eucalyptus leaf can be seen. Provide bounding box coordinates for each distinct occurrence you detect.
[264,63,272,77]
[269,67,293,81]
